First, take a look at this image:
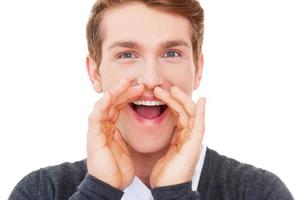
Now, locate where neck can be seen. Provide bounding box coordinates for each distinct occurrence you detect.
[128,145,169,189]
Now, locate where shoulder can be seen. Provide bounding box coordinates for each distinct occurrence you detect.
[9,159,87,200]
[42,159,87,182]
[198,147,294,200]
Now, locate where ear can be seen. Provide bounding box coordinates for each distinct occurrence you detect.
[86,55,103,93]
[193,53,204,90]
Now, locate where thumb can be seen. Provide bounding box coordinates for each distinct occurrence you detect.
[114,128,130,155]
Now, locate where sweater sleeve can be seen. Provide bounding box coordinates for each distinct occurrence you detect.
[151,181,201,200]
[8,169,124,200]
[260,170,294,200]
[69,174,124,200]
[8,168,56,200]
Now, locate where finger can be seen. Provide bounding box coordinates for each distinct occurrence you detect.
[88,92,112,124]
[88,78,136,143]
[169,127,189,150]
[170,127,179,145]
[108,84,145,122]
[191,97,206,142]
[115,85,144,106]
[154,87,189,129]
[106,78,133,105]
[89,78,132,122]
[113,128,130,155]
[170,86,196,117]
[103,122,116,145]
[111,129,134,186]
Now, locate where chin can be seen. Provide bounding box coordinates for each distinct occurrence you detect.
[127,137,171,154]
[117,123,175,154]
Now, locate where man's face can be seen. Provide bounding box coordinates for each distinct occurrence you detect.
[90,2,203,154]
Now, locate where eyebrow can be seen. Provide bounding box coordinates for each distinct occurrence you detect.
[107,39,191,51]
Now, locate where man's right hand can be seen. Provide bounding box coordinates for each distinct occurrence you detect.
[86,78,145,190]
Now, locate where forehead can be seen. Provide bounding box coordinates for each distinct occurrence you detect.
[101,2,192,50]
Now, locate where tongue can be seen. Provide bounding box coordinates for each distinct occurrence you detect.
[135,105,161,119]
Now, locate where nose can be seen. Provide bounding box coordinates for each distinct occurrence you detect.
[137,61,163,90]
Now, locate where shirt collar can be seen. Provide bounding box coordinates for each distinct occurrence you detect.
[121,144,207,200]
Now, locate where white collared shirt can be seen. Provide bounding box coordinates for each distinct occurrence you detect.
[121,145,207,200]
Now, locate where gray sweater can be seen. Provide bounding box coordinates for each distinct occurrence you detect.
[8,147,294,200]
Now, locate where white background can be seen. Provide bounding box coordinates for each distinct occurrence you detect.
[0,0,300,199]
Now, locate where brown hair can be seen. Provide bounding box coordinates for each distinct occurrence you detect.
[86,0,204,70]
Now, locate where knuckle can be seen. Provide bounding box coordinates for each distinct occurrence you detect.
[93,98,104,109]
[88,113,98,123]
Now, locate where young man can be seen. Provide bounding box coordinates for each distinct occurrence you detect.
[9,0,294,199]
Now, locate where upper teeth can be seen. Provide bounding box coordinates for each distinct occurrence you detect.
[132,100,166,106]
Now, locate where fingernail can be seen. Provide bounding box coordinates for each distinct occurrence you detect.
[134,84,144,90]
[172,86,181,93]
[121,79,129,84]
[172,86,179,90]
[155,87,163,92]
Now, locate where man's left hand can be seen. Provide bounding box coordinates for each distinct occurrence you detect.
[150,86,206,188]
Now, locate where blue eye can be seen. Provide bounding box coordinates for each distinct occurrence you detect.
[163,50,181,58]
[117,50,181,59]
[118,52,137,59]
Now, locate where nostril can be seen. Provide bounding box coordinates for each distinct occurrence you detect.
[138,76,164,90]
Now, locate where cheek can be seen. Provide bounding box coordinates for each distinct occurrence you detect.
[100,58,195,93]
[99,61,145,90]
[162,64,195,94]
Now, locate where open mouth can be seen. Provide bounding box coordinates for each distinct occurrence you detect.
[128,102,168,120]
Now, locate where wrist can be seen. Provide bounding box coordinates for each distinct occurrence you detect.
[77,173,124,199]
[151,181,193,200]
